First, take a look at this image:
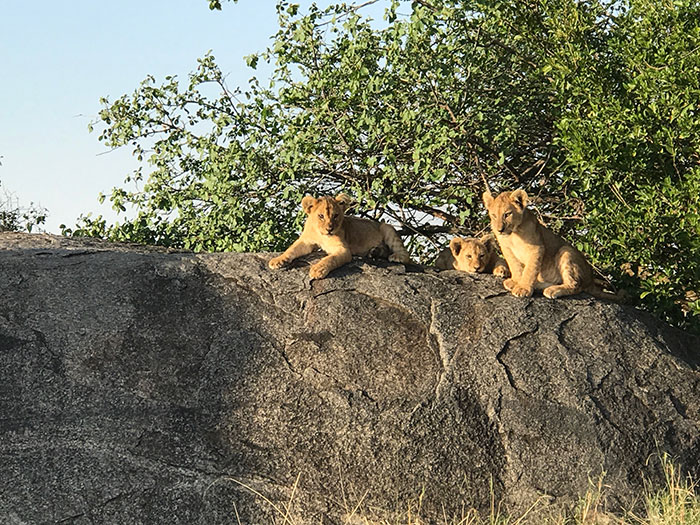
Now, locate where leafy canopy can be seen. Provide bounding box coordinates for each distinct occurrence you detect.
[69,0,700,332]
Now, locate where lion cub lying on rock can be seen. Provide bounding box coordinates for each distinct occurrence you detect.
[269,193,412,279]
[483,189,620,300]
[435,234,510,277]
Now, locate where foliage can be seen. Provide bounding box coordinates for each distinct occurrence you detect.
[72,0,700,332]
[0,182,46,233]
[207,0,235,10]
[541,0,700,331]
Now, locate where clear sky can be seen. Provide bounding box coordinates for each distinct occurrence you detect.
[1,1,384,233]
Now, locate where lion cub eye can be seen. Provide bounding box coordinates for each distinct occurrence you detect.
[504,211,512,218]
[466,254,472,259]
[318,214,325,221]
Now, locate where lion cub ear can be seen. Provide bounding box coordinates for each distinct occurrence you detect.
[334,193,352,211]
[479,233,496,254]
[482,191,494,208]
[301,196,317,215]
[510,189,528,210]
[449,238,466,257]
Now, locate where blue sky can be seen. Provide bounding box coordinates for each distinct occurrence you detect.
[0,1,385,233]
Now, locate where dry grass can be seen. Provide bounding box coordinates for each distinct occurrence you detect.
[223,454,699,525]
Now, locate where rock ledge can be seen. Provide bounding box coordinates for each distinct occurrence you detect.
[1,232,698,523]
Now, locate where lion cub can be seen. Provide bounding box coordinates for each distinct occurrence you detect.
[269,193,412,279]
[435,234,510,277]
[483,189,618,300]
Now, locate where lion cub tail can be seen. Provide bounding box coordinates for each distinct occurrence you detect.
[586,279,628,303]
[379,223,412,264]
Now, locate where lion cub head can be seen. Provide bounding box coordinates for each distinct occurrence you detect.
[449,234,498,273]
[482,189,528,235]
[302,193,352,236]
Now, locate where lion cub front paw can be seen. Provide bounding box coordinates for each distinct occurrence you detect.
[543,287,558,299]
[510,284,533,298]
[503,278,517,291]
[309,263,330,280]
[268,256,287,270]
[493,265,509,278]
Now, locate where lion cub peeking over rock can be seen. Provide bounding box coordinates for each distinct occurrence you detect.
[483,189,620,300]
[269,193,412,279]
[435,234,510,277]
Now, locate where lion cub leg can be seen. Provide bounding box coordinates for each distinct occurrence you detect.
[501,246,523,292]
[379,223,412,264]
[269,239,315,269]
[508,248,543,298]
[309,248,353,279]
[542,247,584,299]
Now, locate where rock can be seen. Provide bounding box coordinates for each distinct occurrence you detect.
[0,232,698,523]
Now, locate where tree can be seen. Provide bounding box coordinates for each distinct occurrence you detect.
[0,166,46,233]
[0,197,46,233]
[70,0,700,332]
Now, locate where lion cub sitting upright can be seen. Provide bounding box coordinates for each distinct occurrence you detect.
[483,189,616,300]
[268,193,412,279]
[435,234,509,277]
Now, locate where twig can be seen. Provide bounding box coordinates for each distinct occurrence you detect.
[396,224,456,237]
[610,183,630,209]
[418,203,458,224]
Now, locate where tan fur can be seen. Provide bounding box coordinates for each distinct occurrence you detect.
[269,193,412,279]
[483,189,621,300]
[435,234,510,277]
